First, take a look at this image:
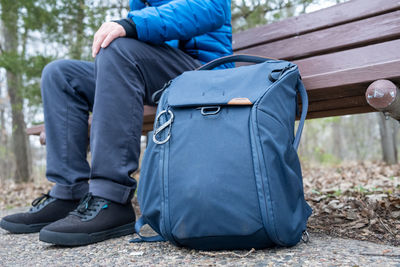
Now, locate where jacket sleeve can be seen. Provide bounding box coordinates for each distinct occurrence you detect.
[127,0,228,44]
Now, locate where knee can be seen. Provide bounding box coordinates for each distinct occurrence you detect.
[95,38,144,66]
[42,59,70,76]
[42,59,74,84]
[41,59,74,97]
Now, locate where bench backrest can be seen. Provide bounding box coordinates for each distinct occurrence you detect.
[233,0,400,119]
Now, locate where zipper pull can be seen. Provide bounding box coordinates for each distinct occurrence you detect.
[152,80,172,104]
[141,0,150,6]
[268,64,296,82]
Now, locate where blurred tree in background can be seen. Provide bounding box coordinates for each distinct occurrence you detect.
[0,0,57,182]
[0,0,124,182]
[231,0,344,32]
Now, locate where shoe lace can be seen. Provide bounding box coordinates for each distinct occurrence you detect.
[71,193,105,219]
[30,191,52,211]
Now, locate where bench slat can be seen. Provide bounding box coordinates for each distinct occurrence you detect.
[306,85,367,102]
[295,39,400,77]
[26,125,45,136]
[236,10,400,60]
[233,0,400,50]
[303,60,400,92]
[307,95,368,113]
[28,105,157,137]
[143,105,157,123]
[307,106,375,119]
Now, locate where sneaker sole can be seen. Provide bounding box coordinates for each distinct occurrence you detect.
[39,222,136,246]
[0,219,49,234]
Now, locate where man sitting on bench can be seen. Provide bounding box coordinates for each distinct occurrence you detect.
[0,0,232,246]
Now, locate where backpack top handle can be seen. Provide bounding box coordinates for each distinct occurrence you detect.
[197,54,277,71]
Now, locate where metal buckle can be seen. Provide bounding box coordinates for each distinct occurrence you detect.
[200,106,221,116]
[153,110,174,145]
[301,230,310,243]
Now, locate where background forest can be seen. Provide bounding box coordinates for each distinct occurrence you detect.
[0,0,398,183]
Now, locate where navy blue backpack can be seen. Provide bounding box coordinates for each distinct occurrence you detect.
[133,55,312,250]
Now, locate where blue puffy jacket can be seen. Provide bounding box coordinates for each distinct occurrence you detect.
[127,0,232,65]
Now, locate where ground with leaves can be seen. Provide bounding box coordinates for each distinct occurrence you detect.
[303,162,400,246]
[1,161,399,246]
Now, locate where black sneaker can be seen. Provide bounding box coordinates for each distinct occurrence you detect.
[0,192,80,234]
[39,193,136,246]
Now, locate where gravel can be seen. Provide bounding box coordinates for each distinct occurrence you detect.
[1,208,400,266]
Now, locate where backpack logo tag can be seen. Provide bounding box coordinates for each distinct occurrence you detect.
[227,98,252,105]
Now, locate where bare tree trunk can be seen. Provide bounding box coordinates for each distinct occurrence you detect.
[0,102,5,141]
[70,0,85,60]
[117,0,126,17]
[7,73,30,182]
[1,1,31,182]
[378,113,398,164]
[332,117,343,160]
[0,95,7,180]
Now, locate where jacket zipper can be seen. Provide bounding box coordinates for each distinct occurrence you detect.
[140,0,150,6]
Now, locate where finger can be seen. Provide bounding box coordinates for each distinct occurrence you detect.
[92,25,106,45]
[92,22,118,57]
[92,23,111,57]
[101,25,125,49]
[92,33,106,57]
[92,29,101,57]
[92,38,102,58]
[101,31,120,49]
[92,38,100,58]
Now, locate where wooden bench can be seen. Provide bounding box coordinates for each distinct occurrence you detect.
[233,0,400,119]
[27,0,400,143]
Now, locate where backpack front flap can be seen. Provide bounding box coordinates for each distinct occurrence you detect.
[167,60,291,107]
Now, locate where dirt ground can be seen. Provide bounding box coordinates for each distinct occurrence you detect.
[1,161,399,246]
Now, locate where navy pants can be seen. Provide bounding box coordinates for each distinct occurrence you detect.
[41,38,200,204]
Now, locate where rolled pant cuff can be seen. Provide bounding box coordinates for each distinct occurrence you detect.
[50,182,89,200]
[89,179,136,204]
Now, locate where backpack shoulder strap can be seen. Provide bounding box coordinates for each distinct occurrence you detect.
[130,217,165,243]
